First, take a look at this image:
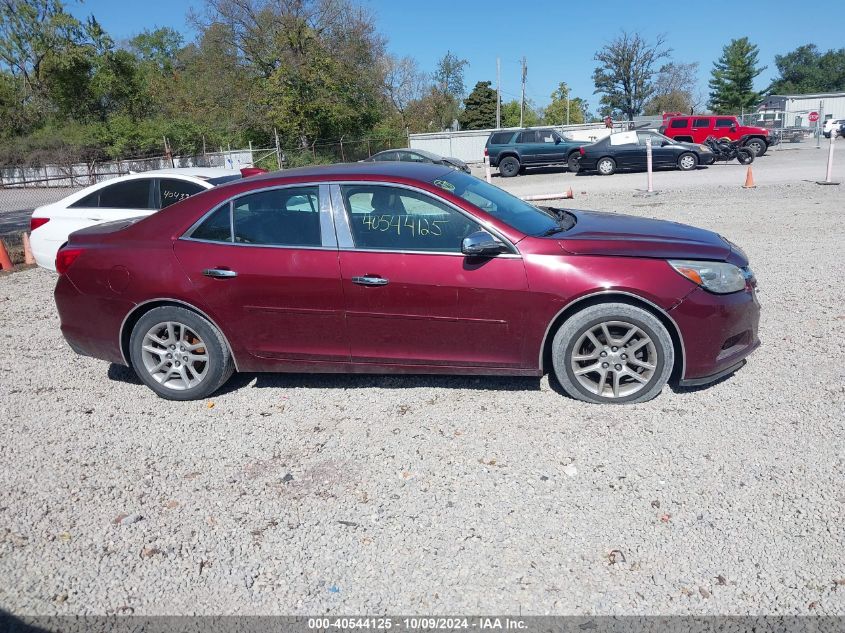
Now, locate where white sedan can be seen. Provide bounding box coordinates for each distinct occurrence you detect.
[30,168,244,270]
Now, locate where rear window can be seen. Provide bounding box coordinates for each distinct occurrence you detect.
[669,119,688,129]
[488,132,513,145]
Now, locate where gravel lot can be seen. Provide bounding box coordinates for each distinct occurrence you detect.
[1,173,844,616]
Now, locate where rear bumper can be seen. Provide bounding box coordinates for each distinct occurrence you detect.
[670,285,761,384]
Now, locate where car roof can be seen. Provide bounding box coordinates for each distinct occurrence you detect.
[130,167,242,177]
[238,161,453,184]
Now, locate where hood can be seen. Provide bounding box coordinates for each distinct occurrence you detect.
[678,141,710,152]
[558,210,736,262]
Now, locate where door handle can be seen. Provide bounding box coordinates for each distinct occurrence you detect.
[202,268,238,279]
[352,275,389,286]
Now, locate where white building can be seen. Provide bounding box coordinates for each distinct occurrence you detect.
[756,92,845,128]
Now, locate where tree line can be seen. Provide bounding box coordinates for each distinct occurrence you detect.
[1,0,844,167]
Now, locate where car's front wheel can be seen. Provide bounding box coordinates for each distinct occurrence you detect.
[129,306,234,401]
[551,303,674,404]
[499,156,520,177]
[677,152,698,171]
[597,157,616,175]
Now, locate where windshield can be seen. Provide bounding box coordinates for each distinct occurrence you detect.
[430,171,562,236]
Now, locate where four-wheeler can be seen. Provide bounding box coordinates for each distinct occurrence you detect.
[577,131,714,176]
[362,148,470,173]
[660,115,771,157]
[485,128,590,177]
[30,168,246,271]
[54,162,760,405]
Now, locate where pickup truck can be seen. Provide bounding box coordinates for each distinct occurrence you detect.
[485,128,590,177]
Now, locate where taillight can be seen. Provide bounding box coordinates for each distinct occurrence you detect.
[55,247,84,275]
[579,147,585,155]
[484,147,489,156]
[30,217,49,231]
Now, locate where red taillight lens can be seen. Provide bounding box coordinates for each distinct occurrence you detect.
[484,147,489,156]
[579,147,585,155]
[55,248,84,275]
[30,217,49,231]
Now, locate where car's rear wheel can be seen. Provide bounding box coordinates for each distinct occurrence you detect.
[551,303,674,404]
[499,156,520,177]
[567,153,581,173]
[677,152,698,171]
[597,157,616,175]
[129,306,234,401]
[745,138,766,156]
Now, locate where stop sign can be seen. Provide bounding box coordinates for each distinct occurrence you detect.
[809,111,819,122]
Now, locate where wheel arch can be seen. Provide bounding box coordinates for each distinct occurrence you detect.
[498,151,521,163]
[538,291,685,382]
[119,298,240,371]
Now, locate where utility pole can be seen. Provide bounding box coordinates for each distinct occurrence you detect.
[496,57,501,129]
[519,56,527,128]
[566,90,570,127]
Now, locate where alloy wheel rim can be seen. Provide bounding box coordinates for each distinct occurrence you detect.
[569,320,658,399]
[141,321,209,391]
[681,155,695,169]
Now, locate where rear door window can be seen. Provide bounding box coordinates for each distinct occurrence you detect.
[190,203,232,242]
[517,130,539,143]
[98,179,154,209]
[159,179,206,209]
[232,187,321,247]
[692,118,711,129]
[669,119,688,129]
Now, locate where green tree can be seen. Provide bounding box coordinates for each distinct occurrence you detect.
[768,44,845,94]
[433,51,468,99]
[458,81,497,130]
[593,32,670,120]
[708,37,765,113]
[500,99,540,127]
[543,82,585,125]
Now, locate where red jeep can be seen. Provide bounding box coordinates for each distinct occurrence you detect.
[660,115,771,156]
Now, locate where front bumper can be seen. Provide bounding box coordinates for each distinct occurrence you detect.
[670,284,761,384]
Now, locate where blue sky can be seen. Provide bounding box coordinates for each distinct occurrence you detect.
[68,0,843,110]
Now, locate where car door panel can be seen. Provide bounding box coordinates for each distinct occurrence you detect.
[335,183,530,368]
[173,184,348,364]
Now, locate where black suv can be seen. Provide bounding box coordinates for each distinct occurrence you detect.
[485,128,590,177]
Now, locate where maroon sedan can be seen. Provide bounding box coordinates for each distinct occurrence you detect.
[54,163,760,404]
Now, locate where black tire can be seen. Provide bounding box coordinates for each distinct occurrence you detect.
[129,306,235,401]
[567,153,581,173]
[745,138,766,156]
[736,148,754,165]
[596,157,616,175]
[677,152,698,171]
[551,303,674,405]
[499,156,520,177]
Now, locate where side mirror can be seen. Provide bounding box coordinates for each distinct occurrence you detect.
[730,125,737,132]
[461,230,507,257]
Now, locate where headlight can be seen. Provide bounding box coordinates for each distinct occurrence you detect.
[668,260,747,294]
[699,145,710,151]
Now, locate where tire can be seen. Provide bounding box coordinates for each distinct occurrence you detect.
[551,303,674,405]
[597,157,616,175]
[677,152,698,171]
[736,148,754,165]
[499,156,520,178]
[567,153,581,173]
[745,138,766,156]
[129,306,235,401]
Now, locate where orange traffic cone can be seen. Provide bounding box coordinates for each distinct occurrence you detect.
[564,186,574,199]
[742,166,756,189]
[0,239,13,271]
[22,232,35,265]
